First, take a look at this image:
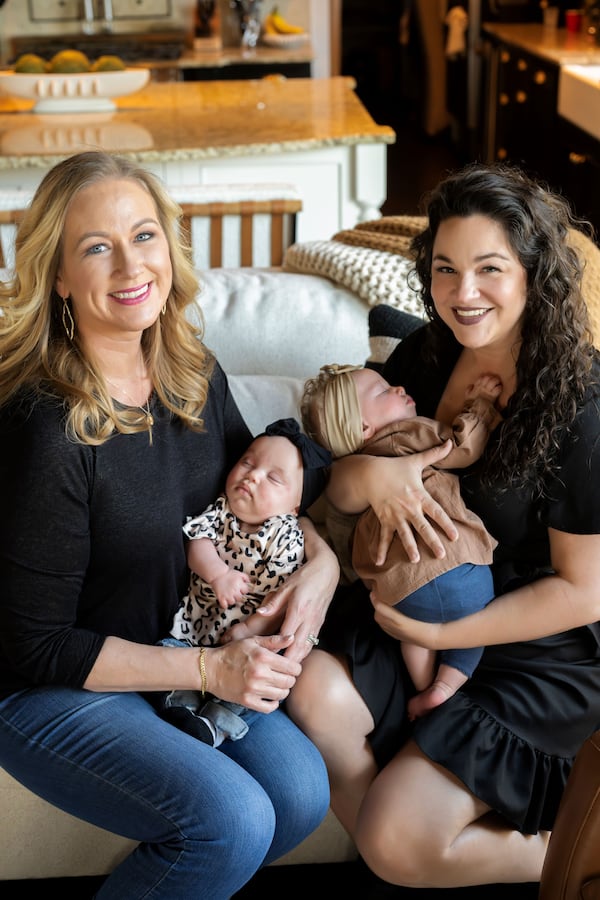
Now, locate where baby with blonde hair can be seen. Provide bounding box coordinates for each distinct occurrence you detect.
[302,363,501,719]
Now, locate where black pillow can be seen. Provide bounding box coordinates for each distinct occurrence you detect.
[366,304,424,371]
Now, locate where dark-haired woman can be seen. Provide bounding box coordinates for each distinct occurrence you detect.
[287,163,600,888]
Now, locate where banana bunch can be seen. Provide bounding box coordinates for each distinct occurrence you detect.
[263,6,305,36]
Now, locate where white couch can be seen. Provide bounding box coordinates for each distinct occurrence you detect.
[0,266,373,882]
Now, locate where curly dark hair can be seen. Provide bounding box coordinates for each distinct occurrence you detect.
[411,162,597,497]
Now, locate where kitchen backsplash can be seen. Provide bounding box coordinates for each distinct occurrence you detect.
[0,0,310,65]
[0,0,195,63]
[5,0,192,33]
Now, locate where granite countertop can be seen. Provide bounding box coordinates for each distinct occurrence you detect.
[482,22,600,64]
[0,76,396,170]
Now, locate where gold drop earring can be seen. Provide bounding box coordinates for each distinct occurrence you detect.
[62,297,74,340]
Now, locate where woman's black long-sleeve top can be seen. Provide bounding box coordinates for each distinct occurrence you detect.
[0,362,251,698]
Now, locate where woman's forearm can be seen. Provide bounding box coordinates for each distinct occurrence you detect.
[302,515,338,572]
[459,529,600,646]
[84,636,203,692]
[428,574,596,647]
[375,530,600,648]
[374,576,591,651]
[252,517,338,663]
[86,633,302,712]
[297,516,340,608]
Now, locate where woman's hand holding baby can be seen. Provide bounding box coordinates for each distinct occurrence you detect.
[206,634,300,712]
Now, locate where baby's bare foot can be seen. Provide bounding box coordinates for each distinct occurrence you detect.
[408,679,457,721]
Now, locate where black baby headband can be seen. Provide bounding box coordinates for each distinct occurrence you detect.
[263,417,332,514]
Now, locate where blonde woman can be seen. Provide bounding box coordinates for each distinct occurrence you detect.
[0,151,337,899]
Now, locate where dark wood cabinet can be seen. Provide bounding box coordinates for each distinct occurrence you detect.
[557,118,600,234]
[486,41,562,186]
[484,39,600,235]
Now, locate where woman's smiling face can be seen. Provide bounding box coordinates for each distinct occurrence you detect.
[430,214,527,352]
[55,177,173,346]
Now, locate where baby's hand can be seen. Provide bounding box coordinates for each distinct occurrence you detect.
[212,569,250,610]
[466,373,502,403]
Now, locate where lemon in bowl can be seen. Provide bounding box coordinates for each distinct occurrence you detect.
[48,50,91,73]
[14,53,47,74]
[91,55,126,72]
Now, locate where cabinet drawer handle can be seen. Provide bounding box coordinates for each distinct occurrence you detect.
[568,152,588,166]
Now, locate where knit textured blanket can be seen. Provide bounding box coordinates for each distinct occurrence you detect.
[332,215,427,255]
[283,215,428,316]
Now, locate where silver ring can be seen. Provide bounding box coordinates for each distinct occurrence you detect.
[306,633,319,646]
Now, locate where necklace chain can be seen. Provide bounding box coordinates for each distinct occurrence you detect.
[105,376,154,427]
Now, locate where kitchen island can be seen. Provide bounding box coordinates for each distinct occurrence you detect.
[0,76,395,241]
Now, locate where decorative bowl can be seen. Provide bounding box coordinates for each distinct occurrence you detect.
[261,32,309,49]
[0,68,150,114]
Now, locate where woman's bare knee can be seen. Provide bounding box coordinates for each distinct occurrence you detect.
[355,742,488,888]
[286,650,361,735]
[356,798,435,886]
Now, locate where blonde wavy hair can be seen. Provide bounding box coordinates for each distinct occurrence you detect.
[0,150,214,445]
[301,364,364,459]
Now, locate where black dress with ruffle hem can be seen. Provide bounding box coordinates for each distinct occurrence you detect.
[320,324,600,834]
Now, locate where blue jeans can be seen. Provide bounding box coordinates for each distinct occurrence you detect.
[398,563,495,677]
[0,686,329,899]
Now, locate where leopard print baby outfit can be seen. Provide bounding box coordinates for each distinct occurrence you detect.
[170,495,304,646]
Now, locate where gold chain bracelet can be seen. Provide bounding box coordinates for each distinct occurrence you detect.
[197,647,208,697]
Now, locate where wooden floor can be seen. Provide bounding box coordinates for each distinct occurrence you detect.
[377,102,464,220]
